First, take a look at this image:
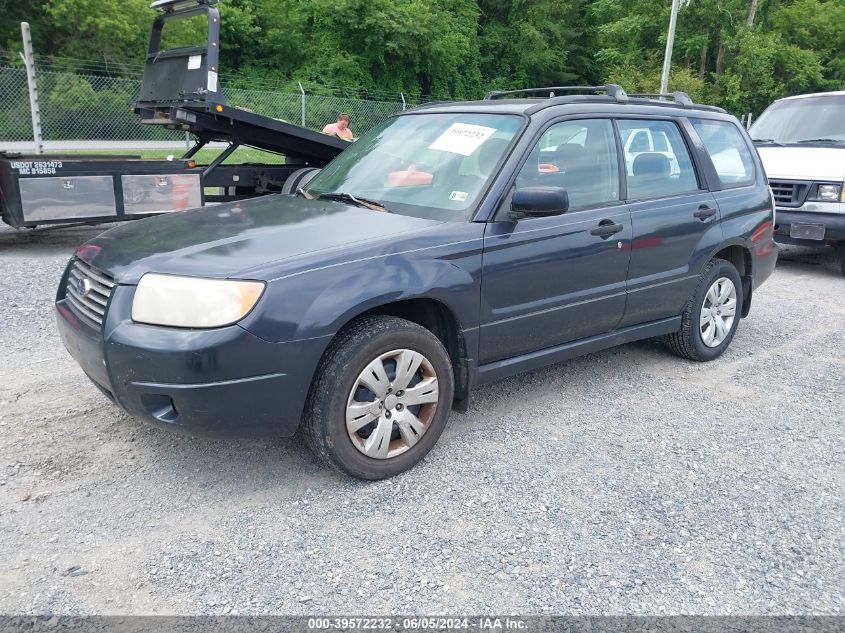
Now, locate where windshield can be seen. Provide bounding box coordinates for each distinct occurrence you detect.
[305,112,524,220]
[750,95,845,145]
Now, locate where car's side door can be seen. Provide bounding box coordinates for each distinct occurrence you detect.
[615,117,724,329]
[688,117,769,240]
[478,118,632,364]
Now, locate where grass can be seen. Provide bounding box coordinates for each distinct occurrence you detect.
[62,146,286,165]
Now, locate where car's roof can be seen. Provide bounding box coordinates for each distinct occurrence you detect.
[774,90,845,102]
[409,99,538,114]
[406,97,729,119]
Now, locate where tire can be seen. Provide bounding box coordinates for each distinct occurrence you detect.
[303,315,455,480]
[281,168,321,195]
[665,258,743,362]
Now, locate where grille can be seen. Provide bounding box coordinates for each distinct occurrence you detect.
[769,180,810,207]
[65,259,114,328]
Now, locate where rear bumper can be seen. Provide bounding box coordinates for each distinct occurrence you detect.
[774,210,845,243]
[56,284,330,438]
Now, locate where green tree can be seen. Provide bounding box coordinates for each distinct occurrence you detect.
[291,0,481,97]
[0,0,46,53]
[770,0,845,86]
[44,0,153,67]
[479,0,598,89]
[2,0,843,117]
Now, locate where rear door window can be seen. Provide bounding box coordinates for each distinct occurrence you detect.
[691,119,756,188]
[617,119,699,200]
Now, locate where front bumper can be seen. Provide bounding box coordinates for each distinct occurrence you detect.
[56,282,331,438]
[774,209,845,244]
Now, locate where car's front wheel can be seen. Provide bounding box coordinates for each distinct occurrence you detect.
[666,258,743,361]
[838,243,845,277]
[303,315,454,480]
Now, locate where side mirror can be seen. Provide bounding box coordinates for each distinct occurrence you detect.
[510,187,569,219]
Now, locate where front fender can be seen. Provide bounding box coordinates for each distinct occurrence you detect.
[302,256,478,337]
[239,225,485,344]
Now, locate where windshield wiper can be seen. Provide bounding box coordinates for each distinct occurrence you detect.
[316,191,391,212]
[795,138,845,145]
[752,138,784,146]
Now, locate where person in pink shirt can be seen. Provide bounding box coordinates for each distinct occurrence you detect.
[322,113,355,140]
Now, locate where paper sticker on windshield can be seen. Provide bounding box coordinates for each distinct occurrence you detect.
[187,55,202,70]
[449,191,469,202]
[429,123,496,156]
[207,71,218,92]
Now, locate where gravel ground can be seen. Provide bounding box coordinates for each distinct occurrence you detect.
[0,222,842,615]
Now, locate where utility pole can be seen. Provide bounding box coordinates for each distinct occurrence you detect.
[659,0,681,95]
[20,22,43,155]
[298,82,306,127]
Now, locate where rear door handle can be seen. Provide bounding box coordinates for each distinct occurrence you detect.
[590,220,624,238]
[694,205,717,220]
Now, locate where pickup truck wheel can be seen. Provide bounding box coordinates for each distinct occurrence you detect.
[665,258,743,362]
[838,243,845,277]
[303,315,454,480]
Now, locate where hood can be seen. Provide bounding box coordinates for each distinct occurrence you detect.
[756,146,845,181]
[78,195,444,284]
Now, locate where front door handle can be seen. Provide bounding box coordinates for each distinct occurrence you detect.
[694,205,717,220]
[590,220,624,238]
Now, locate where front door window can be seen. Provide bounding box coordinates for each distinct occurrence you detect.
[514,119,620,211]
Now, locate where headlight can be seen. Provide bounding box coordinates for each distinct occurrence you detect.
[132,274,265,328]
[814,184,841,201]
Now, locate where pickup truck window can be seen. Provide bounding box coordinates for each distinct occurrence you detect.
[750,95,845,145]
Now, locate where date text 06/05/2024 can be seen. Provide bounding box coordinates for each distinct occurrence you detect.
[307,617,528,630]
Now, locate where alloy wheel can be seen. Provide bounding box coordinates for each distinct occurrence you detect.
[700,276,737,348]
[346,349,439,459]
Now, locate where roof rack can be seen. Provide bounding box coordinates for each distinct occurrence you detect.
[627,92,693,107]
[484,84,629,103]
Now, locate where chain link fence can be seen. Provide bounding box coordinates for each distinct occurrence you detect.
[0,59,420,147]
[220,87,418,136]
[0,66,33,142]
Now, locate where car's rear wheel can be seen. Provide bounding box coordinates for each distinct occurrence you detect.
[665,258,743,361]
[303,315,454,479]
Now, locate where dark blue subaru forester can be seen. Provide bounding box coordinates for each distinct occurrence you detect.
[56,86,777,479]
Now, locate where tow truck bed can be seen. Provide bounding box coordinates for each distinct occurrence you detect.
[136,102,347,165]
[0,0,349,229]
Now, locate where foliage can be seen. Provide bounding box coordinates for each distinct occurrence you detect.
[594,0,844,114]
[1,0,843,115]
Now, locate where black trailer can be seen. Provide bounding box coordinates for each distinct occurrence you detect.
[0,155,204,228]
[0,0,347,229]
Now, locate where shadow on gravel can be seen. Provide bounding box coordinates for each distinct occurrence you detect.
[127,419,341,492]
[775,243,842,278]
[0,224,108,254]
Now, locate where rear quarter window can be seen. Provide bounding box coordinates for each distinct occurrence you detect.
[691,119,756,188]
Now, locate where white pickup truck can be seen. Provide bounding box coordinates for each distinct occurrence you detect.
[750,91,845,275]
